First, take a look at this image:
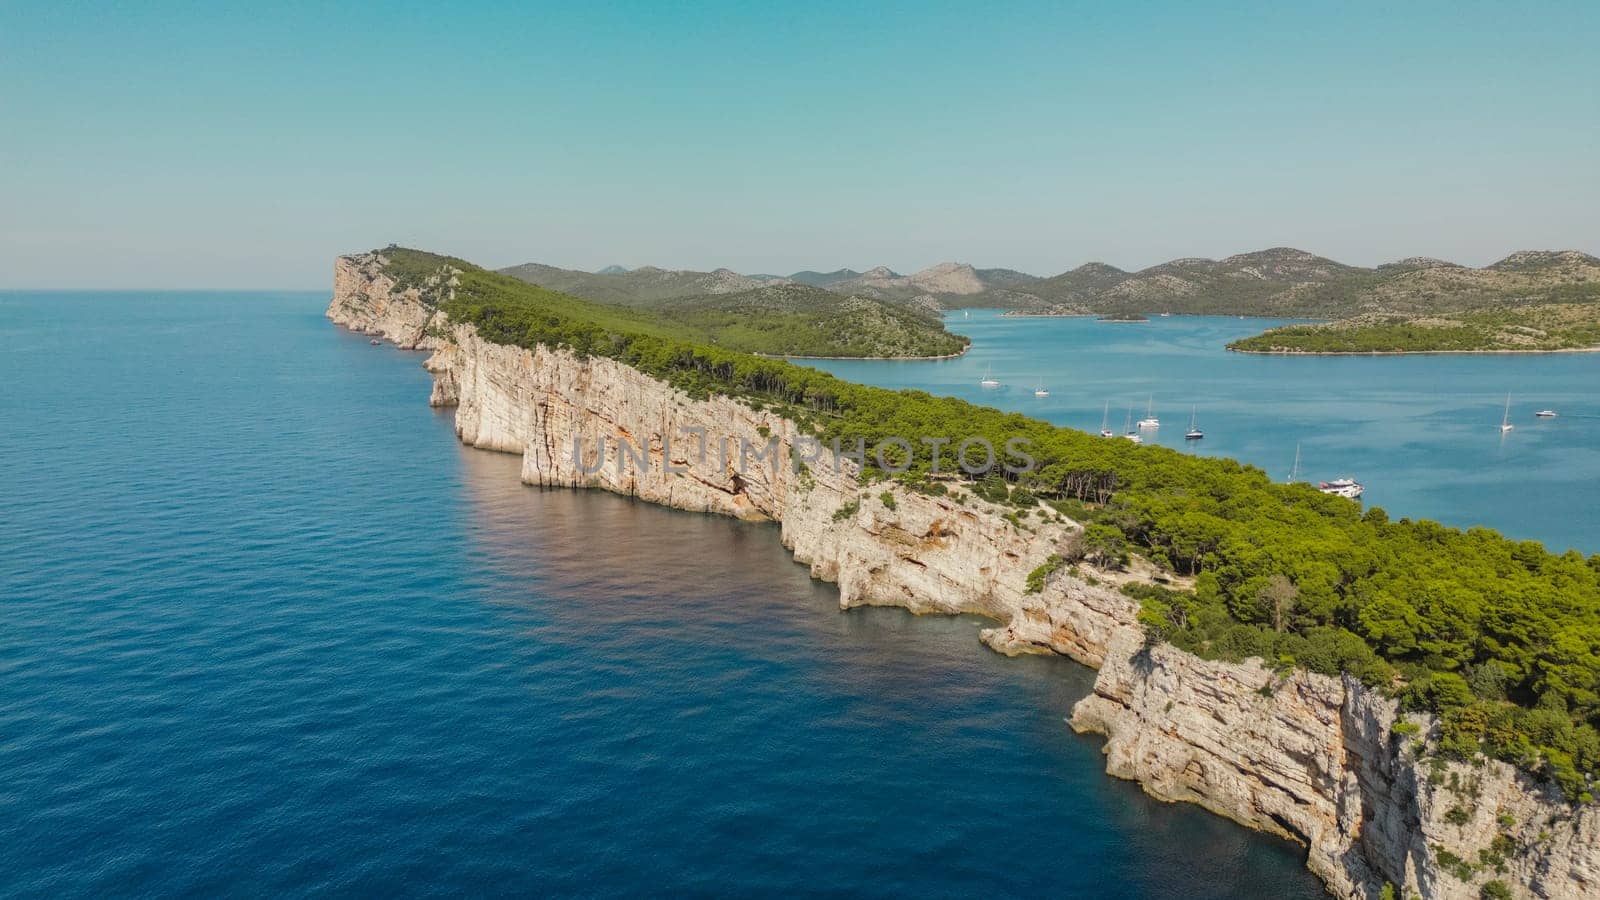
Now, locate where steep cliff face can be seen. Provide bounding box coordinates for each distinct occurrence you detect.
[1074,641,1598,898]
[329,252,1596,899]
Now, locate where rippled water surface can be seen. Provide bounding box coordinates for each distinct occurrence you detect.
[812,311,1600,553]
[0,292,1329,897]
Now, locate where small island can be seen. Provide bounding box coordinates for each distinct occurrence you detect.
[1097,312,1149,322]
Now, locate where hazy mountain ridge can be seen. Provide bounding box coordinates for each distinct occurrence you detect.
[1005,247,1600,317]
[499,262,778,305]
[501,248,1599,321]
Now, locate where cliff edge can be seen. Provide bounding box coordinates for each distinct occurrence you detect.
[330,251,1596,899]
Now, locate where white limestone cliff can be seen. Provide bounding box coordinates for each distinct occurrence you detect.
[329,252,1596,899]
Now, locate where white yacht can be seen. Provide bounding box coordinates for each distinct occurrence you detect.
[1136,395,1159,429]
[1122,406,1143,443]
[1099,401,1114,438]
[1033,379,1050,398]
[980,366,1000,388]
[1535,409,1558,418]
[1500,393,1514,433]
[1290,443,1364,499]
[1184,406,1203,440]
[1318,478,1365,500]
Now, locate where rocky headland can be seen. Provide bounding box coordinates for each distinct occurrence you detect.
[330,251,1597,899]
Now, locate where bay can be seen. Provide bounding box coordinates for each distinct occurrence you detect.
[810,311,1600,554]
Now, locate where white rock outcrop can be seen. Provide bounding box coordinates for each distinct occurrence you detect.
[330,252,1596,899]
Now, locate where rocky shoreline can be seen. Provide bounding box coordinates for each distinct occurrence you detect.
[329,252,1597,899]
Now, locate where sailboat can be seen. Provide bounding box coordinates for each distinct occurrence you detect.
[1122,406,1143,443]
[1033,378,1050,398]
[1137,395,1159,429]
[1099,401,1114,438]
[1286,442,1302,483]
[1184,406,1204,440]
[980,366,1000,388]
[1500,394,1514,432]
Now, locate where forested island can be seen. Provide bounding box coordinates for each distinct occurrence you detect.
[1229,304,1600,354]
[383,246,1600,802]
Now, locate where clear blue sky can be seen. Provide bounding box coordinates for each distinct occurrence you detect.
[3,0,1596,287]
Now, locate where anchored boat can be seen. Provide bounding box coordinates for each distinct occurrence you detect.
[1137,395,1159,429]
[1290,443,1364,499]
[1122,406,1142,443]
[1318,477,1365,500]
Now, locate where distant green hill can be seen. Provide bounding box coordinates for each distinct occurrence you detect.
[788,268,862,287]
[640,283,968,358]
[489,258,967,358]
[1005,248,1600,319]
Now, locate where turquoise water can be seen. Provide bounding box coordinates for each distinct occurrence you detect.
[810,311,1600,554]
[0,292,1323,897]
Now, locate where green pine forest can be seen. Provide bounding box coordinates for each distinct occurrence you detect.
[384,247,1600,801]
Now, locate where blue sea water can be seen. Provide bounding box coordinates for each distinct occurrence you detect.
[811,311,1600,554]
[0,292,1324,897]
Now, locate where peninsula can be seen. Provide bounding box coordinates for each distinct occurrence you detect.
[333,247,1600,899]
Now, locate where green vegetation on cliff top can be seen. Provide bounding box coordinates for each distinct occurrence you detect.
[383,246,1600,799]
